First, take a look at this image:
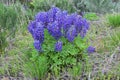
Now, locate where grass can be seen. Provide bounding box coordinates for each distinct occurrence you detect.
[107,13,120,27]
[84,12,99,21]
[86,17,120,79]
[0,31,34,79]
[102,27,120,52]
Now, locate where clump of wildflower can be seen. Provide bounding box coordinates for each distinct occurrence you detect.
[28,6,90,52]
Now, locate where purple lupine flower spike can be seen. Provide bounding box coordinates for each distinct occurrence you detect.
[80,28,87,38]
[28,21,36,35]
[55,41,63,52]
[33,22,44,43]
[55,10,67,27]
[35,12,48,23]
[34,40,42,52]
[87,46,95,53]
[47,21,62,40]
[47,7,61,23]
[74,15,83,35]
[66,26,77,42]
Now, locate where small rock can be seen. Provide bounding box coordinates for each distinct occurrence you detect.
[1,77,9,80]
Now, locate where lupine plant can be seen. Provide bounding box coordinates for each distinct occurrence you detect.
[27,7,95,79]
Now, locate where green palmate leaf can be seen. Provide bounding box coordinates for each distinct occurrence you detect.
[42,30,56,52]
[42,42,55,52]
[68,48,79,56]
[65,57,76,65]
[50,54,63,68]
[65,42,79,56]
[60,49,69,57]
[53,59,63,66]
[30,49,39,61]
[74,36,88,50]
[51,54,59,62]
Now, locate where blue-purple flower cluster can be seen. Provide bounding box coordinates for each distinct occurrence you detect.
[28,7,90,52]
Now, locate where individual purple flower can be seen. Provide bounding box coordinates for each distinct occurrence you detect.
[55,41,62,52]
[33,22,44,43]
[34,40,42,52]
[66,26,77,42]
[87,46,95,53]
[47,21,62,40]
